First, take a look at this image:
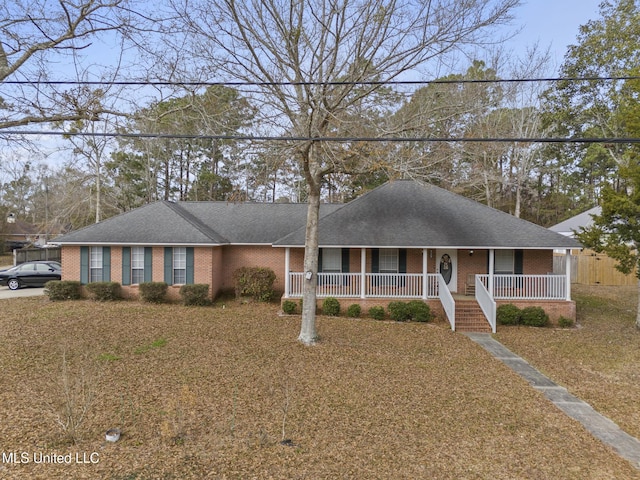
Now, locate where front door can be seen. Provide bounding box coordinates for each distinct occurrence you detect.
[436,249,458,293]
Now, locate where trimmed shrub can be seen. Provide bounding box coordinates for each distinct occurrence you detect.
[346,304,362,318]
[369,306,385,320]
[407,300,431,322]
[497,304,521,325]
[282,300,297,315]
[233,267,276,302]
[322,297,340,316]
[179,284,211,306]
[387,301,432,322]
[44,280,82,301]
[139,282,168,303]
[388,301,411,322]
[520,306,550,327]
[558,316,575,328]
[85,282,121,301]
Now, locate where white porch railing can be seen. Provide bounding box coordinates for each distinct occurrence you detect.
[287,272,440,298]
[437,274,455,330]
[288,272,361,297]
[365,273,425,298]
[475,276,496,333]
[288,272,569,301]
[478,274,568,300]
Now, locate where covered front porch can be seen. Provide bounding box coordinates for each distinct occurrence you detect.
[282,247,574,333]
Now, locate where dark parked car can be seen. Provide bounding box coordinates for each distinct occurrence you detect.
[0,261,62,290]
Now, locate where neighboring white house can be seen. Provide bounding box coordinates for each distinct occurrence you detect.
[549,206,601,238]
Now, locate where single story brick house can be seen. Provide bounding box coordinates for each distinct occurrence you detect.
[54,180,580,332]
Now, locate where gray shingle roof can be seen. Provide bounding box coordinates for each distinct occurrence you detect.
[54,180,580,249]
[54,200,341,245]
[178,202,341,244]
[274,180,581,249]
[54,201,229,245]
[549,206,601,237]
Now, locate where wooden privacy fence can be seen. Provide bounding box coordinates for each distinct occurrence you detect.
[14,247,61,265]
[554,251,637,286]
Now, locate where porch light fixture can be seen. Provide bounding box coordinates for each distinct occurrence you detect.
[469,250,474,256]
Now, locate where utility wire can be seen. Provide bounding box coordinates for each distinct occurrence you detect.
[2,76,640,87]
[3,130,640,143]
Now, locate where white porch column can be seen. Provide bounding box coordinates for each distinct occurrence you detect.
[488,249,495,297]
[284,247,290,298]
[360,248,366,299]
[422,248,428,299]
[565,248,572,301]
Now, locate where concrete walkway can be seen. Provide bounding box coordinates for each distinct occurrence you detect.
[466,333,640,470]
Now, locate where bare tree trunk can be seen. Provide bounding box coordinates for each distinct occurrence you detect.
[299,181,321,345]
[637,279,640,329]
[95,166,101,223]
[514,182,521,218]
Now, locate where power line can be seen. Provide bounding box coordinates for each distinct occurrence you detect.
[3,130,640,143]
[2,76,640,87]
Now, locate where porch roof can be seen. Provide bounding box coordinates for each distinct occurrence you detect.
[273,180,581,249]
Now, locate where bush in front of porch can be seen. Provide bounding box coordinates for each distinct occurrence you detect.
[322,297,341,316]
[497,304,521,325]
[497,304,550,327]
[388,301,432,322]
[520,307,550,327]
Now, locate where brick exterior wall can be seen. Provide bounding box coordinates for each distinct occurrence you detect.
[220,245,287,295]
[61,245,81,282]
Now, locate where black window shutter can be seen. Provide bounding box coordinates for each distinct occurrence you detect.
[515,249,524,274]
[399,249,407,273]
[398,249,407,287]
[341,248,350,286]
[317,249,323,273]
[341,249,350,273]
[371,249,379,273]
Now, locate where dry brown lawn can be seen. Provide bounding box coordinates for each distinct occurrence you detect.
[497,284,640,441]
[0,292,638,479]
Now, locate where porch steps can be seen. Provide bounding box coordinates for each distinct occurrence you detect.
[455,300,492,333]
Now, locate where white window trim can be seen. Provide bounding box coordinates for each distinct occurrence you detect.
[379,248,399,273]
[131,247,145,285]
[322,248,342,273]
[89,247,103,283]
[494,249,514,274]
[173,247,187,285]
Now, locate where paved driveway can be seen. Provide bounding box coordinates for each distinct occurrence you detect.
[0,286,45,299]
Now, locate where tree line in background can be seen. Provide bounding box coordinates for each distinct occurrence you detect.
[0,1,636,232]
